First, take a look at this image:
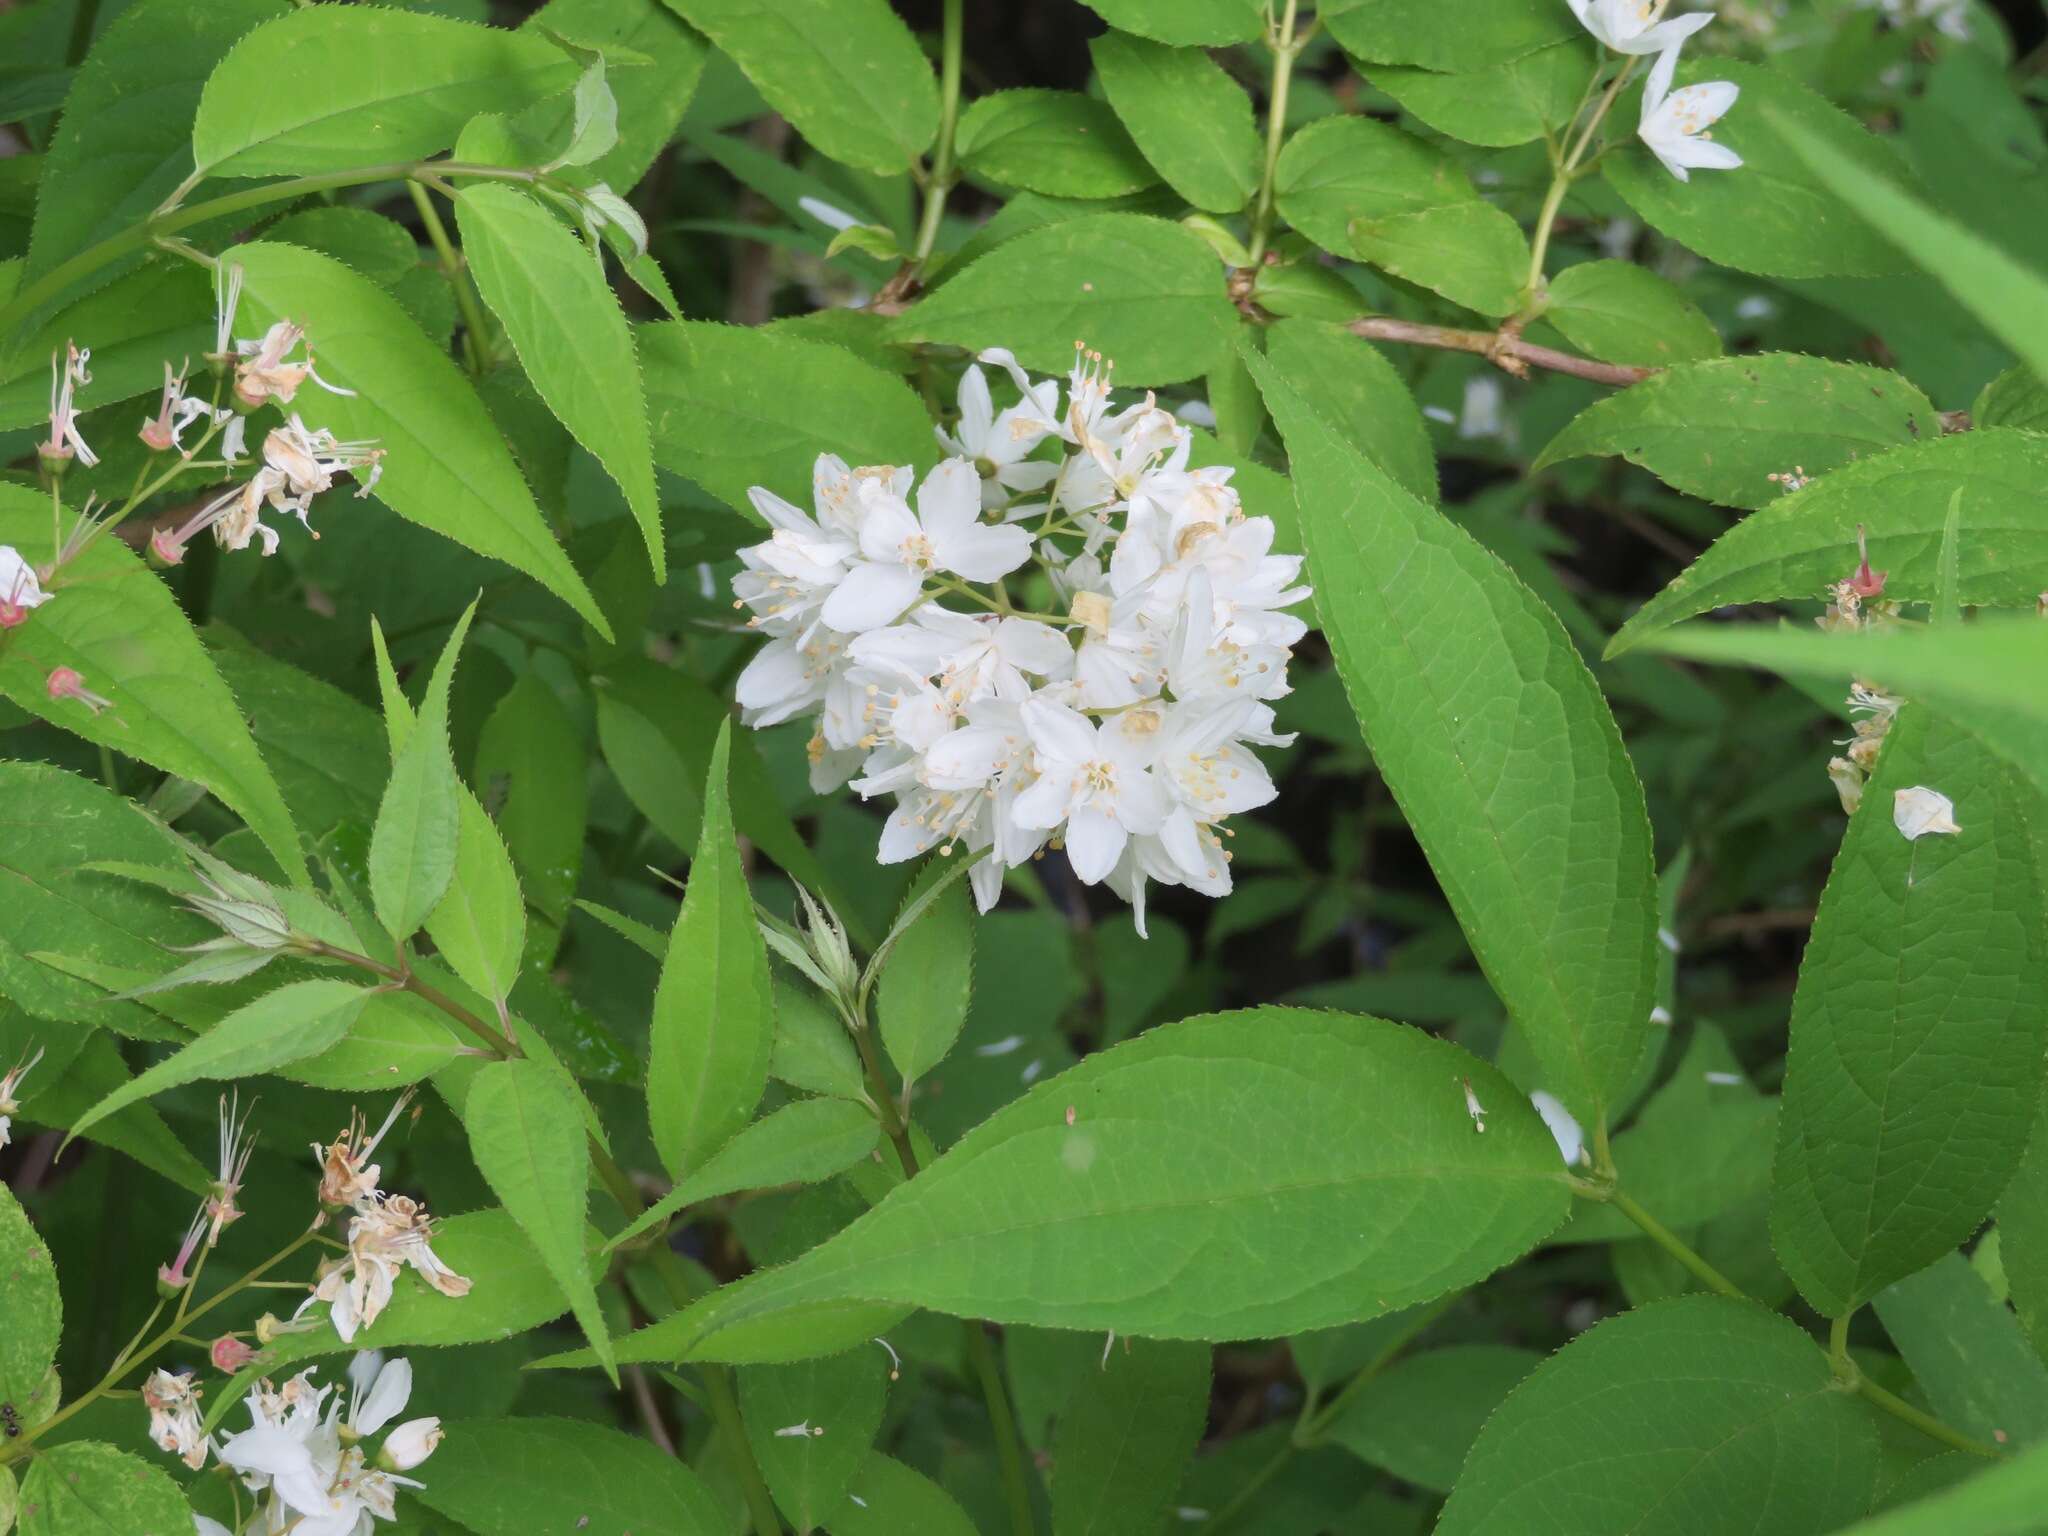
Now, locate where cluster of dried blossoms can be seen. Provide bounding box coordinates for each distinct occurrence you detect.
[1818,526,1903,816]
[730,344,1309,932]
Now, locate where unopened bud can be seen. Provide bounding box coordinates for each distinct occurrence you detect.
[46,666,113,714]
[185,867,293,950]
[378,1416,443,1471]
[149,526,188,567]
[1847,524,1886,600]
[211,1335,257,1373]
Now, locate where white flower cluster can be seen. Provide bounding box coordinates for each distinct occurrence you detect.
[730,344,1309,933]
[1566,0,1742,183]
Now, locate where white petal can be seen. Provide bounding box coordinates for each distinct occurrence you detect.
[936,521,1033,583]
[821,561,923,632]
[353,1356,411,1436]
[1065,807,1127,884]
[917,458,984,540]
[925,727,1011,788]
[1113,768,1169,836]
[992,617,1074,676]
[1010,771,1075,831]
[855,492,920,563]
[956,366,994,452]
[1893,786,1961,840]
[1021,697,1098,765]
[1529,1091,1586,1166]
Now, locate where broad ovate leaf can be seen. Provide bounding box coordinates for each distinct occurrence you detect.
[415,1417,725,1536]
[18,1442,190,1536]
[1090,32,1261,213]
[0,1184,59,1423]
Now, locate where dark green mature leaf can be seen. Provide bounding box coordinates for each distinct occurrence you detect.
[958,90,1159,198]
[1076,0,1260,44]
[877,863,973,1087]
[662,0,936,174]
[0,485,304,879]
[1535,355,1937,513]
[1874,1253,2048,1449]
[1368,39,1595,148]
[190,7,577,176]
[368,602,473,943]
[416,1417,726,1535]
[2004,1096,2048,1368]
[647,721,775,1179]
[1324,1345,1541,1493]
[1542,259,1722,368]
[829,1456,979,1536]
[0,1186,59,1421]
[455,184,663,578]
[893,213,1237,386]
[1974,366,2048,433]
[1440,1297,1880,1535]
[462,1058,612,1378]
[1053,1339,1209,1536]
[1246,341,1657,1123]
[18,1442,190,1536]
[740,1348,890,1530]
[1824,1439,2048,1535]
[623,1008,1571,1359]
[25,0,285,282]
[1606,60,1911,280]
[232,242,609,635]
[523,0,709,191]
[639,319,935,518]
[475,670,585,952]
[1262,319,1434,503]
[1090,33,1261,213]
[0,263,213,432]
[66,979,371,1142]
[1326,0,1577,70]
[1771,709,2048,1318]
[208,630,385,837]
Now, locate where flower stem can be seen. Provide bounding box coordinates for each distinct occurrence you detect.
[1246,0,1308,267]
[407,181,491,378]
[1607,1189,1745,1299]
[909,0,965,271]
[1522,52,1640,301]
[1855,1375,2001,1459]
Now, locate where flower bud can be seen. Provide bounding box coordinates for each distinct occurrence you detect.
[184,867,293,950]
[378,1416,443,1471]
[211,1334,257,1373]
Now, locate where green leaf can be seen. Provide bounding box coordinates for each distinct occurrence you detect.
[231,242,610,635]
[1604,60,1913,280]
[0,486,304,880]
[4,1019,213,1196]
[1075,0,1260,44]
[414,1417,727,1535]
[190,6,577,176]
[368,602,474,943]
[1535,354,1937,513]
[208,629,386,839]
[1769,105,2048,388]
[65,979,371,1143]
[1325,0,1577,70]
[1274,114,1529,316]
[1262,318,1434,503]
[957,89,1159,199]
[461,1057,613,1379]
[1090,34,1260,213]
[24,0,285,283]
[474,670,586,947]
[425,790,527,1006]
[1052,1339,1209,1536]
[608,1096,879,1251]
[454,183,663,578]
[626,1008,1572,1357]
[1873,1253,2048,1448]
[770,979,868,1101]
[286,990,464,1089]
[1366,39,1595,149]
[740,1347,890,1530]
[17,1442,190,1536]
[891,213,1237,386]
[639,318,935,518]
[1975,366,2048,433]
[1823,1440,2048,1535]
[1323,1345,1541,1494]
[661,0,936,175]
[828,1456,979,1536]
[877,863,974,1087]
[1541,259,1723,369]
[2003,1094,2048,1368]
[523,0,709,191]
[1770,708,2048,1317]
[0,1185,59,1422]
[1439,1297,1881,1535]
[267,206,421,286]
[648,720,775,1179]
[0,264,213,433]
[1244,340,1657,1122]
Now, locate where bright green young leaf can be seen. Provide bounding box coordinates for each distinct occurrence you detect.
[17,1442,190,1536]
[0,486,303,880]
[1052,1339,1209,1536]
[770,979,869,1102]
[829,1455,979,1536]
[368,602,473,944]
[1324,1345,1540,1494]
[1824,1441,2048,1536]
[425,791,527,1007]
[1090,33,1260,213]
[24,0,286,283]
[1076,0,1260,44]
[0,264,214,432]
[1245,341,1657,1123]
[1770,708,2048,1318]
[1605,60,1912,280]
[892,213,1237,386]
[66,979,372,1144]
[0,1185,59,1421]
[1438,1297,1881,1535]
[1325,0,1577,70]
[632,1008,1572,1356]
[231,242,609,635]
[415,1417,726,1535]
[1367,39,1596,148]
[647,720,775,1179]
[877,863,974,1087]
[661,0,936,175]
[741,1347,891,1530]
[1542,259,1723,368]
[1261,319,1434,503]
[190,7,577,176]
[2003,1096,2048,1368]
[1535,354,1938,513]
[523,0,709,191]
[286,990,464,1090]
[461,1058,612,1379]
[957,89,1159,198]
[454,183,664,578]
[1873,1253,2048,1449]
[266,206,421,286]
[639,318,935,517]
[608,1096,879,1251]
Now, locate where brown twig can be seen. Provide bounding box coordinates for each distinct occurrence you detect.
[1348,316,1655,388]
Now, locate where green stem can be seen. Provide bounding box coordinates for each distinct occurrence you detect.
[1855,1375,2001,1459]
[1245,0,1305,267]
[1522,53,1639,299]
[1828,1311,1851,1365]
[909,0,965,269]
[1297,1294,1451,1444]
[407,181,491,377]
[1608,1189,1744,1300]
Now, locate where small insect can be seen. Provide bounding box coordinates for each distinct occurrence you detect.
[2,1401,22,1438]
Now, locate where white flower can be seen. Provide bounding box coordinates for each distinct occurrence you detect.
[733,475,862,637]
[851,606,1072,710]
[1893,786,1961,840]
[1567,0,1713,53]
[1637,45,1742,183]
[234,318,355,409]
[0,1043,43,1150]
[142,1369,208,1469]
[378,1417,443,1472]
[1148,695,1283,895]
[1529,1091,1587,1166]
[262,415,384,505]
[823,459,1033,632]
[313,1097,412,1209]
[216,1357,430,1534]
[140,361,214,455]
[204,1092,256,1247]
[938,351,1061,510]
[0,545,52,630]
[40,342,97,467]
[1011,698,1169,884]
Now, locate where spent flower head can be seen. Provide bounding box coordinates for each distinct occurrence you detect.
[0,1043,45,1151]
